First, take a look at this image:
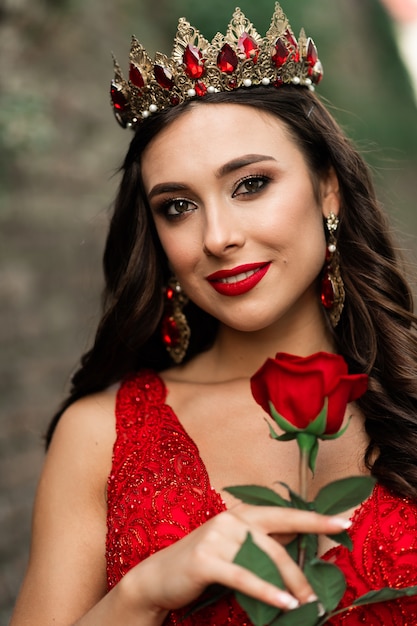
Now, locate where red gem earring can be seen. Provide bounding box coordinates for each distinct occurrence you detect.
[321,212,345,327]
[161,278,191,363]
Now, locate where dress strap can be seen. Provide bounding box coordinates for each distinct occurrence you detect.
[115,370,167,432]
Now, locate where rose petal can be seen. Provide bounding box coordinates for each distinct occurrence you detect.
[251,353,368,437]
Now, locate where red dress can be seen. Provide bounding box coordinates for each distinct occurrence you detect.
[106,371,417,625]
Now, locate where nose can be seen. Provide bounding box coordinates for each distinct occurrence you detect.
[202,203,245,257]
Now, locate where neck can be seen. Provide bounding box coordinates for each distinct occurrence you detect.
[199,311,336,381]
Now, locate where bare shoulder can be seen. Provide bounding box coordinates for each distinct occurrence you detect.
[47,388,118,489]
[52,387,118,444]
[10,388,119,625]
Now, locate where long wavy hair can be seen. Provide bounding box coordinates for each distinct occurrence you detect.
[46,86,417,499]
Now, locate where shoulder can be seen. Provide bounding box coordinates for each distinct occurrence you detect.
[12,388,121,623]
[51,388,118,452]
[45,388,118,498]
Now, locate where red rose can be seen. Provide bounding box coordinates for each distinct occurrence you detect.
[250,352,368,436]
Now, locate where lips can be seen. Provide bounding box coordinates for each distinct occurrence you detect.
[206,262,271,296]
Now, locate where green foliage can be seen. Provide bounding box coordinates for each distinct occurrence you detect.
[234,533,283,625]
[224,485,290,507]
[314,476,376,516]
[304,560,346,612]
[270,601,320,625]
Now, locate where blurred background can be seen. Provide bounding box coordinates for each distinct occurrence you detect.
[1,0,416,622]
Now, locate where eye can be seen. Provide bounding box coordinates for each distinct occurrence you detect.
[233,175,269,197]
[163,198,197,218]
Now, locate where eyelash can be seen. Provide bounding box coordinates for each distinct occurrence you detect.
[232,174,270,198]
[156,174,271,220]
[157,197,197,220]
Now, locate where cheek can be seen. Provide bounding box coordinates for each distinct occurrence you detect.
[156,229,198,278]
[262,204,325,253]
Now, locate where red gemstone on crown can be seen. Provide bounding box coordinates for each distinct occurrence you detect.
[311,60,323,84]
[217,43,238,74]
[285,28,298,49]
[162,316,180,347]
[195,81,207,97]
[272,37,289,67]
[183,44,205,79]
[170,94,180,105]
[306,38,318,66]
[110,83,128,111]
[285,29,299,62]
[166,287,174,300]
[154,65,174,90]
[129,63,145,88]
[238,33,259,62]
[321,274,335,309]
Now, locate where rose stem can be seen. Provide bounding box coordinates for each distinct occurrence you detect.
[298,447,309,569]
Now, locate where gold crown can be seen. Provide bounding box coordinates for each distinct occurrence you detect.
[110,3,323,128]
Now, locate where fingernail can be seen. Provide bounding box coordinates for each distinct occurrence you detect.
[332,517,352,530]
[306,594,319,603]
[277,593,299,610]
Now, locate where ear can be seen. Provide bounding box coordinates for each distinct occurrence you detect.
[320,167,340,218]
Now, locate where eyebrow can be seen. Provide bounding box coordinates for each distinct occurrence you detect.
[148,182,188,201]
[147,154,276,201]
[216,154,276,177]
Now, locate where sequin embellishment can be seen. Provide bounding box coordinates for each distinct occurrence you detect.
[106,371,417,625]
[106,371,251,624]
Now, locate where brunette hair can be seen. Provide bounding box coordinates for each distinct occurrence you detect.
[46,87,417,498]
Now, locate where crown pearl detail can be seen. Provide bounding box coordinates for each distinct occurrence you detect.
[110,3,323,129]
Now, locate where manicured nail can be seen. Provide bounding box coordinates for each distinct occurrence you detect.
[277,592,299,610]
[331,517,352,530]
[306,594,319,603]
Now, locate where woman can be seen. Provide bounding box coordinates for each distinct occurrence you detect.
[10,5,417,625]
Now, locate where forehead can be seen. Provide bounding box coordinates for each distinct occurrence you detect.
[141,103,304,186]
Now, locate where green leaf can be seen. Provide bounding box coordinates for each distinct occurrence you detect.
[309,438,319,474]
[224,485,290,508]
[304,400,327,436]
[304,559,346,612]
[325,529,352,551]
[314,476,375,516]
[322,585,417,624]
[320,417,351,441]
[233,533,283,626]
[285,537,299,562]
[302,533,319,563]
[269,600,321,625]
[269,403,301,433]
[275,433,298,442]
[350,585,417,607]
[277,482,311,511]
[265,420,296,442]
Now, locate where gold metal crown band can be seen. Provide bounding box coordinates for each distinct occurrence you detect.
[110,3,323,129]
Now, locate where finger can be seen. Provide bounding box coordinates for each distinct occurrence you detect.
[233,504,351,536]
[204,559,300,611]
[206,512,317,605]
[248,531,317,604]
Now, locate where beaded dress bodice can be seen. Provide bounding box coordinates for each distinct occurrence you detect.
[106,371,417,625]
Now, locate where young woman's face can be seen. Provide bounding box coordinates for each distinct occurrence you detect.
[142,103,339,335]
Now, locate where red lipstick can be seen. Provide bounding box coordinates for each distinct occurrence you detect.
[206,262,271,296]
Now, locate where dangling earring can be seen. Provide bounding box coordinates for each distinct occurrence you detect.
[321,212,345,327]
[161,278,191,364]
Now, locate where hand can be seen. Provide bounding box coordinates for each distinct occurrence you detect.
[120,503,350,617]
